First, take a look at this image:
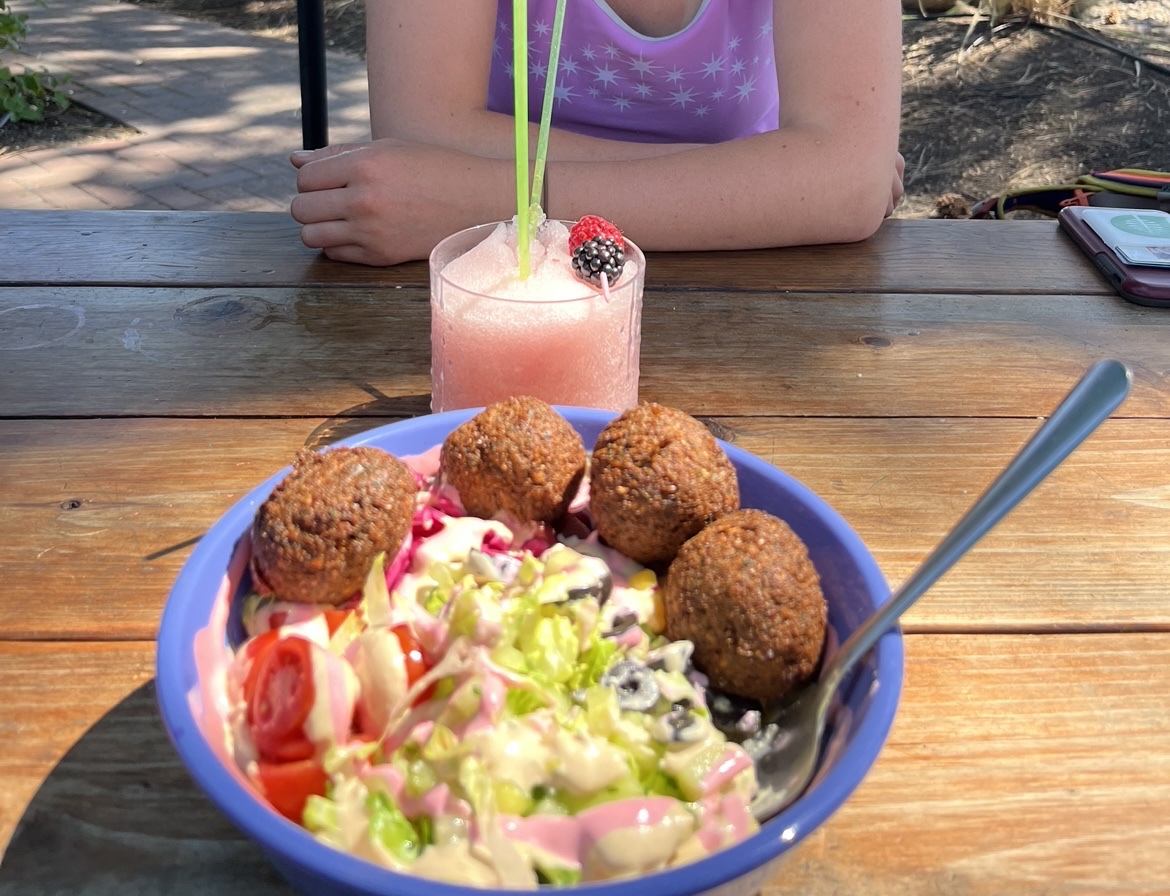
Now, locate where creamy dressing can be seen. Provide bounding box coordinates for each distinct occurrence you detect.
[582,800,696,881]
[696,790,756,852]
[396,516,511,605]
[347,628,409,734]
[704,745,755,794]
[302,644,360,748]
[410,840,507,887]
[245,600,329,639]
[549,728,628,795]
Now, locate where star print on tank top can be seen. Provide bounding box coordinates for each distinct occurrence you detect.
[486,0,779,144]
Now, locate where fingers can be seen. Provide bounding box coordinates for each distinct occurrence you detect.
[290,189,352,225]
[295,155,358,194]
[299,220,359,250]
[289,149,317,169]
[293,143,376,194]
[297,213,399,265]
[289,143,365,169]
[322,245,385,266]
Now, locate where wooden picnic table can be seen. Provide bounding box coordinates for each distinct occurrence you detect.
[1,209,1168,894]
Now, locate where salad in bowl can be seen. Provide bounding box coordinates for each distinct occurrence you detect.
[157,399,901,896]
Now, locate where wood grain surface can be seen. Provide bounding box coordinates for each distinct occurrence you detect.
[2,634,1166,894]
[1,417,1166,640]
[0,211,1108,295]
[1,212,1166,895]
[3,286,1166,419]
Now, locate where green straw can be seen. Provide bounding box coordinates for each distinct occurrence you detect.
[530,0,567,224]
[512,0,530,279]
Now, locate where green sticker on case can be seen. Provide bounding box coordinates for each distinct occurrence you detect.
[1110,213,1170,240]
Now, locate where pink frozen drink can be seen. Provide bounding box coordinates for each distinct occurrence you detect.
[429,217,645,413]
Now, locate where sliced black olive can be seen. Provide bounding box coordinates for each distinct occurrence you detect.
[606,609,639,636]
[657,699,705,743]
[565,570,613,604]
[600,660,659,712]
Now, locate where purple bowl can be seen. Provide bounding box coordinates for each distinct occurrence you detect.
[156,406,902,896]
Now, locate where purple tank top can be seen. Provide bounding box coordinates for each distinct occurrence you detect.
[486,0,778,144]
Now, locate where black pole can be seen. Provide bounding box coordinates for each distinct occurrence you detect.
[297,0,329,149]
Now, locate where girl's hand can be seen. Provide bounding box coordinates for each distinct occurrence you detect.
[289,139,504,266]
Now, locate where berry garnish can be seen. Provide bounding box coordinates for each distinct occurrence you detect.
[569,215,626,287]
[569,215,623,252]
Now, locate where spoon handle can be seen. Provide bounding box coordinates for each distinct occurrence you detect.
[822,359,1133,694]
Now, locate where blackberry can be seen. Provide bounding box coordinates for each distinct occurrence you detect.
[571,236,625,286]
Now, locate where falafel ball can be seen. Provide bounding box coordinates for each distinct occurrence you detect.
[589,403,739,566]
[250,446,418,605]
[663,508,826,703]
[440,396,587,523]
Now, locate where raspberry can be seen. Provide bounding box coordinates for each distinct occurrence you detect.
[568,215,626,286]
[568,215,624,252]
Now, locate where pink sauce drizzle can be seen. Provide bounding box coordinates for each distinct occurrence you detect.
[500,796,685,869]
[454,669,507,738]
[190,536,257,791]
[320,648,358,744]
[362,763,472,820]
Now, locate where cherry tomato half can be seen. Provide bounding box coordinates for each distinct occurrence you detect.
[247,636,317,762]
[254,757,328,823]
[240,629,281,706]
[324,609,354,637]
[392,625,434,704]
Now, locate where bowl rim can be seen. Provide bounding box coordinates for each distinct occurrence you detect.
[156,406,903,895]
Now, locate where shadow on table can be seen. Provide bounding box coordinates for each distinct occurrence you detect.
[302,384,433,450]
[0,681,291,896]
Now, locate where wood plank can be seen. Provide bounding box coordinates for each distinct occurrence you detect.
[0,642,155,861]
[0,210,392,291]
[2,634,1167,893]
[734,416,1170,635]
[3,286,1165,419]
[2,418,1167,641]
[0,211,1107,295]
[769,632,1170,895]
[0,418,358,641]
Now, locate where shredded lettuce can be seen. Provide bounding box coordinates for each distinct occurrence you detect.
[360,552,393,629]
[505,687,549,717]
[303,794,338,835]
[537,866,582,887]
[568,632,618,692]
[366,791,428,863]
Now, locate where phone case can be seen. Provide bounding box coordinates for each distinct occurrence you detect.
[1058,206,1170,308]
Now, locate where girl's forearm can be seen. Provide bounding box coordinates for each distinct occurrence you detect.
[377,109,702,163]
[426,125,896,251]
[543,128,897,250]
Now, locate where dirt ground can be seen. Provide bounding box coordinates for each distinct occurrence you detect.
[6,1,1169,217]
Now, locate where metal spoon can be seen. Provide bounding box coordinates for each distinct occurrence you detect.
[745,358,1133,823]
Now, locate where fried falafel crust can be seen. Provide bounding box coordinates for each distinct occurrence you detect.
[664,508,827,703]
[250,446,418,605]
[589,403,739,566]
[439,396,587,524]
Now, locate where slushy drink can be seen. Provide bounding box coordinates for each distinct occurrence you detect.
[430,217,644,413]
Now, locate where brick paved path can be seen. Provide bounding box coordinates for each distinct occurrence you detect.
[0,0,370,211]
